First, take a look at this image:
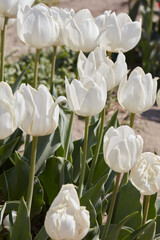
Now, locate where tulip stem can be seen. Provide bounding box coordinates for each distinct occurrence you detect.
[86,108,105,189]
[26,136,38,216]
[130,113,135,128]
[34,49,41,89]
[78,116,90,198]
[50,46,57,94]
[101,173,121,240]
[64,111,74,159]
[0,17,8,82]
[142,195,151,225]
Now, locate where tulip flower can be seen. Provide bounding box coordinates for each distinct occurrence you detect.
[44,184,90,240]
[118,67,157,114]
[62,9,99,52]
[157,89,160,108]
[97,11,142,53]
[0,0,34,18]
[50,7,75,46]
[65,73,107,117]
[17,4,59,49]
[78,47,127,91]
[130,152,160,195]
[0,82,25,139]
[3,211,17,231]
[19,84,65,136]
[103,125,143,173]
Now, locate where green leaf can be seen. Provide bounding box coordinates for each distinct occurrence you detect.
[146,193,157,220]
[34,225,49,240]
[72,138,83,183]
[10,198,32,240]
[39,156,73,205]
[156,215,160,235]
[106,212,138,240]
[0,137,20,167]
[111,181,141,229]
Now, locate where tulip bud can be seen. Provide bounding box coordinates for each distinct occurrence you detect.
[0,0,35,18]
[19,84,66,136]
[130,152,160,195]
[62,9,99,52]
[157,89,160,108]
[0,82,25,139]
[44,184,90,240]
[78,47,127,91]
[50,7,75,46]
[103,125,143,173]
[97,11,142,53]
[17,4,59,49]
[118,67,157,113]
[3,211,17,231]
[65,73,107,117]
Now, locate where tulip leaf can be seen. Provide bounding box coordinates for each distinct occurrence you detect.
[146,193,157,220]
[34,225,48,240]
[111,181,141,229]
[72,138,83,182]
[39,156,73,205]
[0,137,20,167]
[103,110,119,135]
[156,215,160,235]
[106,212,138,240]
[10,198,32,240]
[0,153,44,217]
[11,64,30,94]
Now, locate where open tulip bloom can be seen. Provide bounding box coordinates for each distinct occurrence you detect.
[118,67,157,114]
[65,73,107,117]
[78,47,128,91]
[17,3,59,49]
[0,82,25,139]
[96,11,142,53]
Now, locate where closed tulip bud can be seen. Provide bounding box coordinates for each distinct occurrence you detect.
[103,125,143,173]
[44,184,90,240]
[97,11,141,53]
[0,0,34,18]
[17,4,59,49]
[50,7,75,46]
[130,152,160,195]
[65,73,107,117]
[62,9,99,52]
[0,82,25,139]
[3,211,17,231]
[78,47,127,91]
[157,90,160,108]
[118,67,157,113]
[19,84,66,136]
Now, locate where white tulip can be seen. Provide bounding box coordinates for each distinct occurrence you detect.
[3,211,17,231]
[130,152,160,195]
[0,0,34,18]
[19,84,65,136]
[0,82,25,139]
[50,7,75,46]
[65,73,107,117]
[17,4,59,49]
[157,90,160,108]
[44,184,90,240]
[97,11,142,53]
[118,67,157,113]
[78,47,127,91]
[103,125,143,173]
[62,9,99,52]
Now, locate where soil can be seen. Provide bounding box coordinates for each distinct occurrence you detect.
[4,0,160,154]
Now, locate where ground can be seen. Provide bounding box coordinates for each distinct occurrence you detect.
[5,0,160,154]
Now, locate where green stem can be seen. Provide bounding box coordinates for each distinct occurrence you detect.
[101,173,121,240]
[34,49,41,89]
[78,117,90,198]
[130,113,135,128]
[64,112,74,159]
[0,17,8,82]
[86,108,105,189]
[26,136,38,216]
[148,0,155,36]
[50,46,57,93]
[142,195,151,225]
